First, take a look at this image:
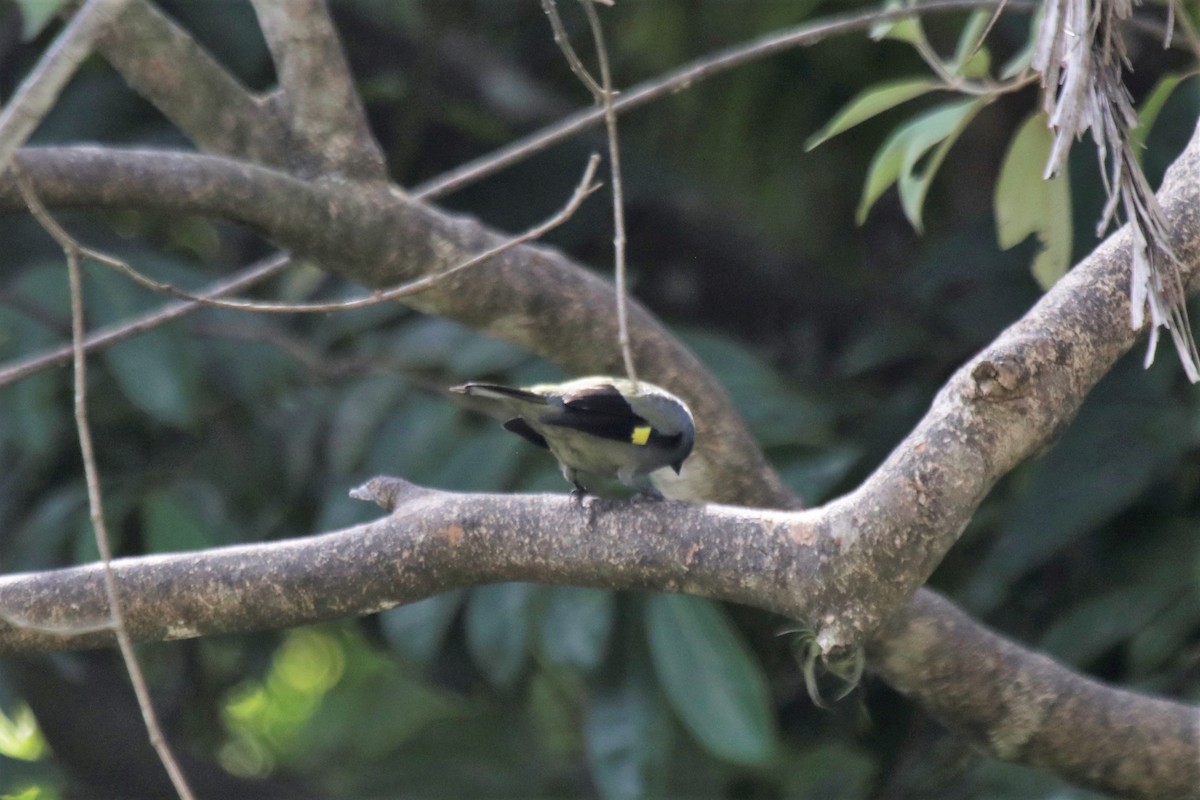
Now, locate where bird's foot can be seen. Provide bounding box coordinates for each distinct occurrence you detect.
[570,484,599,515]
[629,487,665,503]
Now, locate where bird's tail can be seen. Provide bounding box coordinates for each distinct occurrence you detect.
[449,382,549,405]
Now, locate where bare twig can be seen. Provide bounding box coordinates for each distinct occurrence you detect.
[25,154,601,315]
[539,0,604,97]
[578,0,637,385]
[0,254,289,390]
[0,0,132,173]
[542,0,636,383]
[14,165,196,800]
[413,0,1043,200]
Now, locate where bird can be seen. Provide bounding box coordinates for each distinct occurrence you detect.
[450,375,695,499]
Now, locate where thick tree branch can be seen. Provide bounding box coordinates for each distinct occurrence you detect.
[3,5,1195,796]
[0,0,132,172]
[5,124,1200,649]
[94,0,290,166]
[4,115,1200,648]
[2,111,1199,800]
[249,0,387,180]
[869,590,1200,799]
[0,145,794,510]
[0,479,808,652]
[0,478,1195,800]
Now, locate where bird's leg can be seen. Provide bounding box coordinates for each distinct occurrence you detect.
[619,467,664,502]
[562,465,595,510]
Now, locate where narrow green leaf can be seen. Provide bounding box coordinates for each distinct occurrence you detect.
[585,614,673,800]
[999,14,1039,79]
[869,1,923,45]
[86,269,199,427]
[465,583,540,688]
[994,112,1072,288]
[379,590,465,668]
[950,10,991,73]
[328,376,406,476]
[16,0,68,40]
[896,98,985,232]
[1131,73,1189,155]
[857,99,981,225]
[856,127,908,224]
[1040,587,1173,666]
[1128,590,1200,676]
[805,78,940,151]
[957,47,992,79]
[539,587,616,674]
[142,489,213,553]
[644,594,776,766]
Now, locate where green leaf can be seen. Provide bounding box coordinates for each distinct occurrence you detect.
[856,99,981,226]
[681,329,834,448]
[8,486,86,571]
[16,0,68,40]
[1039,587,1173,666]
[805,78,940,151]
[644,594,776,766]
[86,269,199,427]
[1,264,70,459]
[869,1,923,45]
[994,112,1073,289]
[142,488,213,553]
[379,590,465,668]
[999,13,1039,79]
[1128,590,1200,676]
[1131,73,1189,156]
[896,99,985,232]
[328,376,407,476]
[966,381,1190,612]
[465,582,540,688]
[856,125,909,224]
[539,587,615,674]
[957,47,991,79]
[584,613,674,800]
[950,10,992,75]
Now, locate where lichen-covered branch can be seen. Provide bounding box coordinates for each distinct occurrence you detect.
[94,0,289,166]
[0,478,1195,800]
[249,0,386,179]
[0,145,795,511]
[0,0,132,172]
[3,120,1200,651]
[870,590,1200,799]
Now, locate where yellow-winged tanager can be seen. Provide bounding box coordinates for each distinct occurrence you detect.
[450,376,695,498]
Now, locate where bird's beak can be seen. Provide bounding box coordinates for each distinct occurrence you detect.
[671,459,684,475]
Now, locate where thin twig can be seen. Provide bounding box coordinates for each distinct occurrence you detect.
[0,156,599,388]
[0,254,289,390]
[412,0,1044,201]
[28,154,601,315]
[578,0,637,386]
[539,0,604,97]
[0,0,133,173]
[14,164,197,800]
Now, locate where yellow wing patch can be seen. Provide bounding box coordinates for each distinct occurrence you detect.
[631,425,652,445]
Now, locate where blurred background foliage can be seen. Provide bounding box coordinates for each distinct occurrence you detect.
[0,0,1197,798]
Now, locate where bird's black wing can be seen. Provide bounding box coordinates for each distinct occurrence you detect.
[503,418,550,449]
[540,384,651,443]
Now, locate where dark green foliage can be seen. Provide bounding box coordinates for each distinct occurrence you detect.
[1,2,1198,799]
